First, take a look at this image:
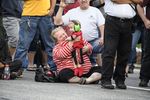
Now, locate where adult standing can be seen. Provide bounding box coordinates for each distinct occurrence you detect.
[137,0,150,87]
[14,0,57,72]
[0,1,22,79]
[54,0,105,66]
[1,0,23,57]
[101,0,142,89]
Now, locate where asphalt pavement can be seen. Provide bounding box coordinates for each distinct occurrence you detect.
[0,69,150,100]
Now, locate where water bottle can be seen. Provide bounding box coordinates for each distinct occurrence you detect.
[3,65,10,80]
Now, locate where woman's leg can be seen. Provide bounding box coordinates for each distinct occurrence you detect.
[58,68,81,83]
[86,72,101,84]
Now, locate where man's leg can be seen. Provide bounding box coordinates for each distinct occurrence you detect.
[101,16,121,89]
[113,20,132,89]
[14,17,38,69]
[89,39,103,66]
[128,29,141,73]
[3,17,20,57]
[139,29,150,87]
[27,32,40,71]
[38,16,56,71]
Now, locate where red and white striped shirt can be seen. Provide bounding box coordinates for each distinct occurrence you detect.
[53,40,92,74]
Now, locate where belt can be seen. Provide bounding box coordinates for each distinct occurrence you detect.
[107,15,132,22]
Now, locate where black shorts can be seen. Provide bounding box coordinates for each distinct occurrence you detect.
[57,66,101,83]
[28,34,45,52]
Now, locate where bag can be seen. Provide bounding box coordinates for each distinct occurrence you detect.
[90,0,105,8]
[35,66,56,82]
[129,4,143,33]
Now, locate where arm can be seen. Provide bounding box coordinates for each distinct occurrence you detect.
[99,25,104,46]
[111,0,143,4]
[49,0,56,16]
[53,42,74,59]
[137,4,150,29]
[54,0,66,25]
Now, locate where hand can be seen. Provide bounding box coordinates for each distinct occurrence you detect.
[65,36,72,41]
[60,0,68,8]
[49,8,54,16]
[5,64,9,67]
[82,45,89,53]
[144,18,150,29]
[99,37,104,46]
[0,62,4,68]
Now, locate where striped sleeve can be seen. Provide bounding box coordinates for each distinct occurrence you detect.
[53,43,73,59]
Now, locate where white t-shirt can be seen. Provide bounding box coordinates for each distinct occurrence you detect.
[104,0,136,18]
[62,6,105,41]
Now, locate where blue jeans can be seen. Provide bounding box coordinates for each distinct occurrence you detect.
[15,16,56,71]
[88,38,103,66]
[128,29,141,65]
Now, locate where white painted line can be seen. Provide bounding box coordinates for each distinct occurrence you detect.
[112,84,150,91]
[127,86,150,91]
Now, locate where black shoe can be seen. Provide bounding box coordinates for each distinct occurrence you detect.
[128,65,134,74]
[115,80,127,89]
[128,67,134,73]
[139,79,149,87]
[101,80,114,89]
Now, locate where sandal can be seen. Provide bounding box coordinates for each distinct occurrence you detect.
[79,77,87,84]
[27,65,36,71]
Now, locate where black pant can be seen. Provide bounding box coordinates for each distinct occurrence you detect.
[140,29,150,80]
[102,15,132,81]
[0,16,6,37]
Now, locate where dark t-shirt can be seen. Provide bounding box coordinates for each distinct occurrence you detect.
[1,0,23,18]
[141,0,150,20]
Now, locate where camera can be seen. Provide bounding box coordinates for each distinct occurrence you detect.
[65,0,75,4]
